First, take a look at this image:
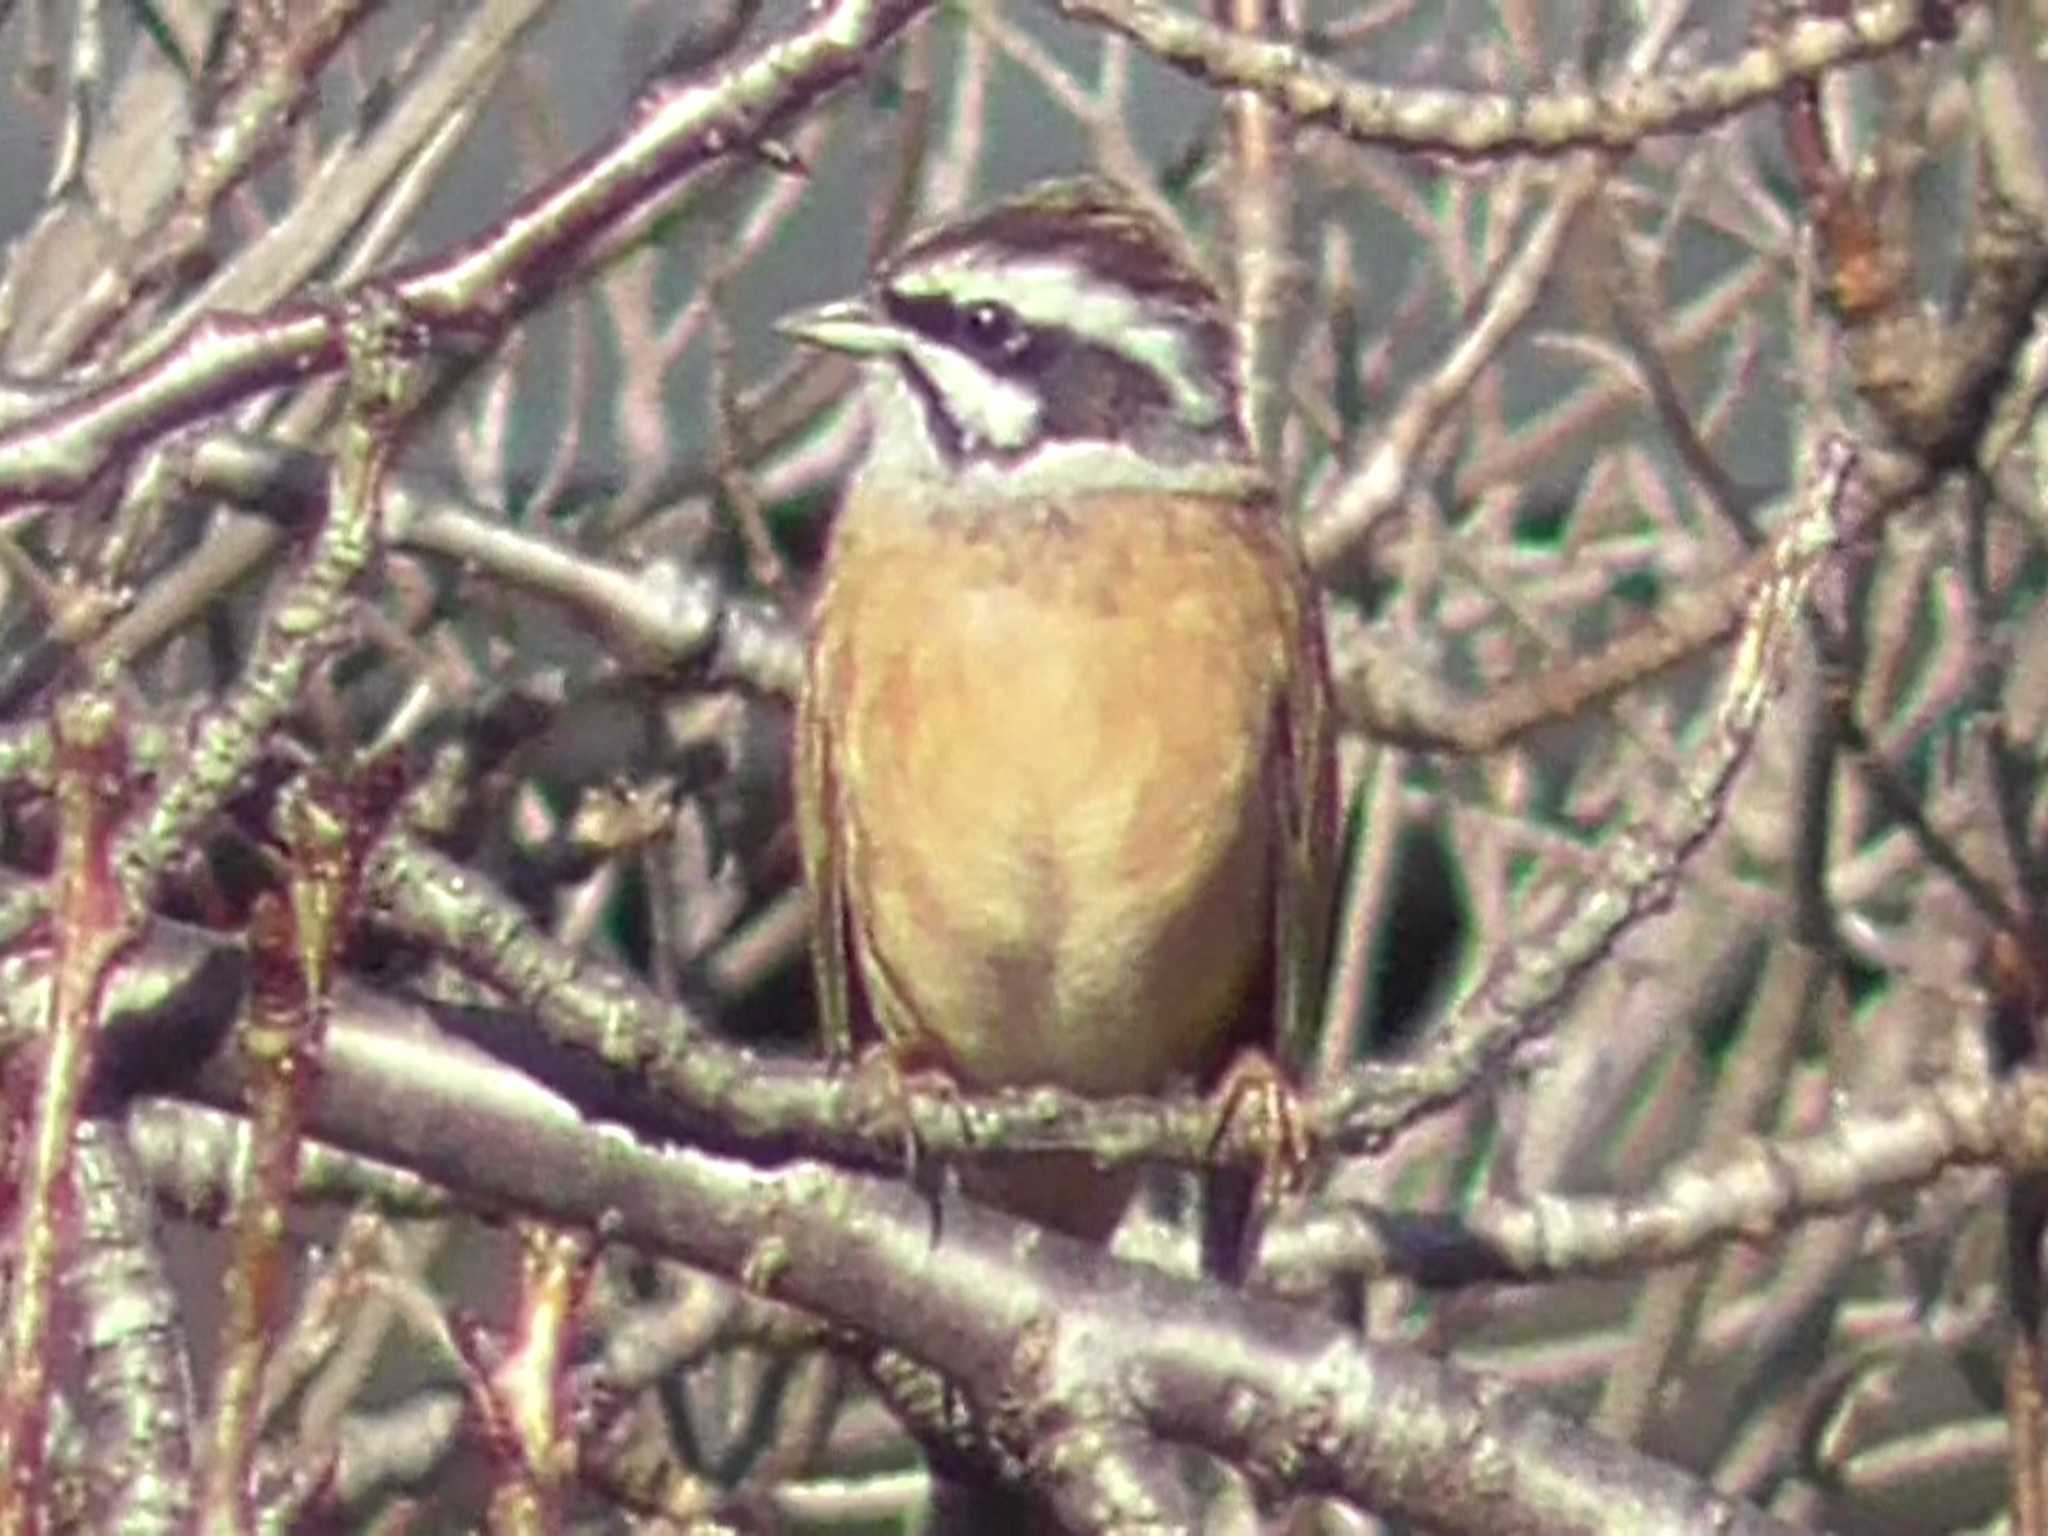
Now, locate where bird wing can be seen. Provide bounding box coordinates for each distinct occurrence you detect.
[797,624,856,1062]
[1267,532,1339,1075]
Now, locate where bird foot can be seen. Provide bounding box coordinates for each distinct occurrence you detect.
[846,1043,970,1186]
[1205,1048,1314,1200]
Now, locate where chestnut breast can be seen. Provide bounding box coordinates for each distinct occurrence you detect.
[812,487,1292,1095]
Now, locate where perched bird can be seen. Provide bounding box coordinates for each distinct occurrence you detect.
[785,176,1335,1258]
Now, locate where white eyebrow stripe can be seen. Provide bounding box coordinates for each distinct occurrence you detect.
[891,255,1226,426]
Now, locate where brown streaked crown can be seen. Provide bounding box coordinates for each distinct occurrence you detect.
[882,177,1226,317]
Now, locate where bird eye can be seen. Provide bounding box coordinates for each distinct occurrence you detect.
[960,301,1024,357]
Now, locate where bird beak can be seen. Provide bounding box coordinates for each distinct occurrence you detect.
[776,299,906,358]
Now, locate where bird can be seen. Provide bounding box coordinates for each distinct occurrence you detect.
[783,175,1336,1264]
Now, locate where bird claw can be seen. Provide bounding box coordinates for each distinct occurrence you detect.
[1205,1049,1313,1201]
[847,1044,973,1190]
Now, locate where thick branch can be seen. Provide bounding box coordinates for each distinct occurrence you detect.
[177,980,1817,1536]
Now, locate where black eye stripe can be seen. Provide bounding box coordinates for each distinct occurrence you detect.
[883,291,1038,367]
[875,277,1244,462]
